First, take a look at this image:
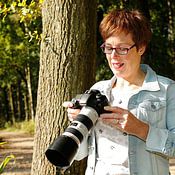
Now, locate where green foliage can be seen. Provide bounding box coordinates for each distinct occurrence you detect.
[144,0,175,79]
[0,117,6,129]
[0,0,41,86]
[0,0,43,41]
[20,120,35,134]
[0,155,15,173]
[0,0,42,124]
[4,120,35,134]
[0,142,7,146]
[0,142,15,174]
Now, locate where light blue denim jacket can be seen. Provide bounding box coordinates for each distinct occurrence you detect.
[75,64,175,175]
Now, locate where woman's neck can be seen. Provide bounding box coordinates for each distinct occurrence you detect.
[114,70,146,91]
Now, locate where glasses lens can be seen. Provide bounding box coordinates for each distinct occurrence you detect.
[104,47,113,54]
[100,43,135,55]
[102,46,128,55]
[116,48,128,55]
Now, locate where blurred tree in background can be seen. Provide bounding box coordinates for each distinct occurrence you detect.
[0,0,42,126]
[0,0,174,126]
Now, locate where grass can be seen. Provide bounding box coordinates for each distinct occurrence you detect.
[3,120,35,135]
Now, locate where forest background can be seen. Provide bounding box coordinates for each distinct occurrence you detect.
[0,0,175,175]
[0,0,175,128]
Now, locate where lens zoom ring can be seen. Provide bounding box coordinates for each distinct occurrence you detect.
[75,114,93,130]
[65,127,83,143]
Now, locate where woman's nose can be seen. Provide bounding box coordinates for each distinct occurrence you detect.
[111,49,120,59]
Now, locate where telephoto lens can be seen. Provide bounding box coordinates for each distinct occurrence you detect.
[45,89,109,169]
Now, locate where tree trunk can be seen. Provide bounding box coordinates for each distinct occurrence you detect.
[16,78,24,121]
[31,0,97,175]
[24,91,29,121]
[8,85,15,124]
[167,0,175,62]
[2,87,10,122]
[167,0,173,41]
[25,64,35,121]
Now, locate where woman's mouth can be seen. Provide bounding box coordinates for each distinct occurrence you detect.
[112,62,124,69]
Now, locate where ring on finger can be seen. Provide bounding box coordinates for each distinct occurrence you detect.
[113,118,119,124]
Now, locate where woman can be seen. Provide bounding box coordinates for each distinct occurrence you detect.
[63,9,175,175]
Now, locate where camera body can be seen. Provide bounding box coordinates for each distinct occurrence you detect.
[45,89,109,169]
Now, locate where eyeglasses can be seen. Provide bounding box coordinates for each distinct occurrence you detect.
[100,43,136,55]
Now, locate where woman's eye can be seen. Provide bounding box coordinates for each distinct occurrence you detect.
[105,47,113,51]
[118,47,128,51]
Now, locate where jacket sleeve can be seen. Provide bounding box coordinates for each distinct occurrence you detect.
[146,83,175,158]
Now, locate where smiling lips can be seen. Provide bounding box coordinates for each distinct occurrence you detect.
[112,62,124,69]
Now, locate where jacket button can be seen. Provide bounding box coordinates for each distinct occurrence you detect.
[151,104,156,109]
[118,99,122,104]
[123,132,127,136]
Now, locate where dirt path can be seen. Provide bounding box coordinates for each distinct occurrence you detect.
[0,130,33,175]
[1,130,175,175]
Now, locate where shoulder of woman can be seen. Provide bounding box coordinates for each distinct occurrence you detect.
[157,75,175,86]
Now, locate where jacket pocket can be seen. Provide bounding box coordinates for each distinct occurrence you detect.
[137,100,166,127]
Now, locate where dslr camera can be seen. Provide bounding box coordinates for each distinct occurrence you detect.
[45,89,109,169]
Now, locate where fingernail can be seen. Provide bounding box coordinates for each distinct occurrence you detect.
[104,106,111,110]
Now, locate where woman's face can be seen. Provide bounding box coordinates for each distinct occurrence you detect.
[105,32,145,82]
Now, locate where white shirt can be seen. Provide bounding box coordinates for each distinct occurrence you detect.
[94,120,129,175]
[94,87,136,175]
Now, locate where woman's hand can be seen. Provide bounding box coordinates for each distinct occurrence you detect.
[100,106,149,141]
[62,101,81,121]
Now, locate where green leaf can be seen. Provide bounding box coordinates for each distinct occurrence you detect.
[0,155,15,173]
[0,142,7,146]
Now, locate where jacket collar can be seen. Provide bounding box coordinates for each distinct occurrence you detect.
[140,64,160,92]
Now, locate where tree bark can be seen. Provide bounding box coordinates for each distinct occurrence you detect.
[167,0,174,58]
[2,87,10,122]
[25,64,35,121]
[16,78,24,121]
[31,0,97,175]
[24,92,29,121]
[8,85,15,124]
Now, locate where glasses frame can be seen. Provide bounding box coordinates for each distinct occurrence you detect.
[100,43,136,55]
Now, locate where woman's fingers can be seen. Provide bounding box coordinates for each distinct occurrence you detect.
[62,101,81,121]
[104,106,125,114]
[62,101,73,108]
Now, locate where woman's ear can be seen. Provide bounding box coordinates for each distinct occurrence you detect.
[138,45,146,55]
